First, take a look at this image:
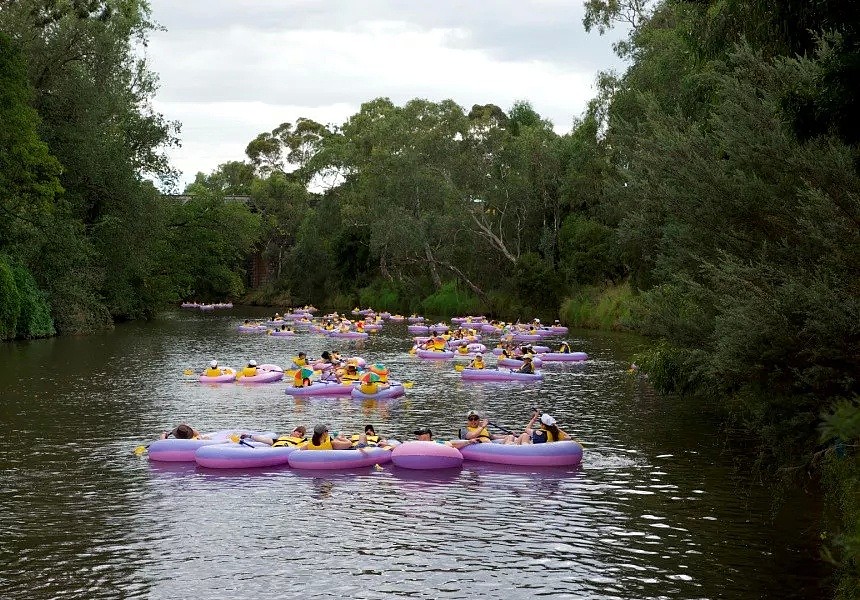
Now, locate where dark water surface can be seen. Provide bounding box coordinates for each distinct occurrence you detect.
[0,308,827,599]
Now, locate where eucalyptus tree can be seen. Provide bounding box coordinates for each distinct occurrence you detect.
[246,118,334,182]
[461,101,565,268]
[334,97,471,293]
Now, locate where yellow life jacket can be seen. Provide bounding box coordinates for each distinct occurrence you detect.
[350,434,380,447]
[306,434,333,450]
[559,343,570,353]
[242,366,257,377]
[204,367,221,377]
[470,359,485,369]
[457,346,469,354]
[293,357,307,366]
[467,425,492,443]
[359,382,379,394]
[533,427,559,443]
[341,372,360,381]
[272,435,307,447]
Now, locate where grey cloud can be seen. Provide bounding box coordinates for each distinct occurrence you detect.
[148,0,627,71]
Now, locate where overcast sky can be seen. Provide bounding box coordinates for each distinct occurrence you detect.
[145,0,628,190]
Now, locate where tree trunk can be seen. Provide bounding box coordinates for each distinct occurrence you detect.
[468,211,517,263]
[438,260,490,305]
[424,242,442,289]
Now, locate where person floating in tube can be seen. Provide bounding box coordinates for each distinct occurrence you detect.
[467,353,485,369]
[461,411,514,444]
[517,355,535,374]
[160,423,207,440]
[517,411,570,444]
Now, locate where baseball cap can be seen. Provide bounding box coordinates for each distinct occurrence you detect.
[413,426,432,436]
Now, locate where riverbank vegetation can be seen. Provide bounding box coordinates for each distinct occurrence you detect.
[1,1,857,594]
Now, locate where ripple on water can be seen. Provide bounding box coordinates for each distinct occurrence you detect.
[0,311,829,599]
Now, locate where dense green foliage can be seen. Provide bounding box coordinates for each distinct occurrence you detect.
[0,1,261,332]
[2,2,858,592]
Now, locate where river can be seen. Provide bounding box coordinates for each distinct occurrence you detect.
[0,308,828,599]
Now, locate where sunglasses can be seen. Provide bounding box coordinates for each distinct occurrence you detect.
[468,416,479,421]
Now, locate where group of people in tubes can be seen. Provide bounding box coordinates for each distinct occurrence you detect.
[199,349,393,395]
[159,408,572,452]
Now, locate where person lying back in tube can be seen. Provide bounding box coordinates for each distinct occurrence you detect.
[351,424,388,448]
[160,423,207,440]
[243,426,308,448]
[461,411,514,444]
[305,424,353,450]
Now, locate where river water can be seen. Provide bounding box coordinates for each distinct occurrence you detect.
[0,308,828,599]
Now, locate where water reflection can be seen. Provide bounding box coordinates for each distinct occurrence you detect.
[0,308,828,599]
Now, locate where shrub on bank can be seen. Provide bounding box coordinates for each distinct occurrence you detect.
[0,256,55,340]
[421,282,482,317]
[559,281,636,330]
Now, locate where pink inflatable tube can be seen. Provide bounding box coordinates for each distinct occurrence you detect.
[549,326,569,334]
[199,367,237,383]
[407,316,425,323]
[461,368,543,382]
[460,440,583,467]
[288,446,392,470]
[195,442,296,469]
[148,438,224,462]
[287,381,355,396]
[407,325,429,334]
[237,325,267,333]
[391,441,463,470]
[350,383,405,400]
[269,329,294,337]
[328,331,369,340]
[540,352,588,362]
[147,430,276,462]
[237,364,284,384]
[416,349,454,359]
[511,333,542,342]
[498,357,544,369]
